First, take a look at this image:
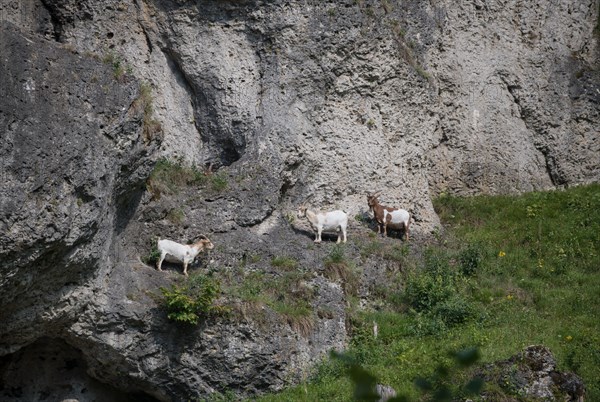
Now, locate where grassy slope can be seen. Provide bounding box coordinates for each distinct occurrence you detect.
[252,184,600,401]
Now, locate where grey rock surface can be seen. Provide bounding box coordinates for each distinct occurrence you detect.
[427,0,600,195]
[0,0,599,400]
[5,0,597,230]
[480,345,586,401]
[0,338,154,401]
[0,23,155,350]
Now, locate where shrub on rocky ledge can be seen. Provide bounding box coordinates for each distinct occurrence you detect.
[160,273,227,325]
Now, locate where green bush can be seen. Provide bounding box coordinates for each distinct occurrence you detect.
[404,247,474,333]
[142,243,161,266]
[423,249,453,279]
[404,271,454,313]
[147,158,206,197]
[409,312,448,336]
[102,51,130,81]
[309,355,346,384]
[160,274,224,325]
[326,245,346,265]
[433,296,474,327]
[147,158,229,198]
[458,243,483,276]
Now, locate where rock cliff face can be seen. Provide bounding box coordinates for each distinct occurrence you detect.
[428,0,600,194]
[0,0,598,400]
[5,0,597,224]
[0,23,155,351]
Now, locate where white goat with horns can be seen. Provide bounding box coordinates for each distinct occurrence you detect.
[297,204,348,243]
[156,236,214,276]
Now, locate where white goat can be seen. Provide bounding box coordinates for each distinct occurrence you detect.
[156,236,214,276]
[297,205,348,243]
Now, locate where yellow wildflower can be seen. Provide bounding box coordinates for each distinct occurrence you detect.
[498,251,506,257]
[566,335,573,342]
[506,295,513,300]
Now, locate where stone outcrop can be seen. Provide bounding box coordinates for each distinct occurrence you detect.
[0,23,155,351]
[479,345,586,401]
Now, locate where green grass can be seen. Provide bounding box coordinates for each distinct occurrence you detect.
[166,208,185,225]
[219,268,316,334]
[146,157,230,199]
[323,245,361,297]
[146,158,229,199]
[271,256,299,270]
[147,158,206,197]
[142,241,160,266]
[255,184,600,401]
[210,173,228,192]
[136,82,162,143]
[102,51,130,81]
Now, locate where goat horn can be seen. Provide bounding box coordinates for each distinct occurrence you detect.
[302,195,314,204]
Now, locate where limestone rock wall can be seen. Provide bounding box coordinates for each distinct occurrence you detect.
[428,0,600,194]
[0,23,154,351]
[4,0,597,228]
[0,0,599,400]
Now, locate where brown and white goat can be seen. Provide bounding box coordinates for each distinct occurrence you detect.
[366,192,410,240]
[157,236,214,276]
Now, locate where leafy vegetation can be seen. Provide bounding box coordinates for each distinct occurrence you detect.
[147,158,205,197]
[330,347,483,402]
[210,173,228,192]
[359,239,410,264]
[102,51,132,81]
[256,184,600,401]
[160,273,226,325]
[166,208,185,225]
[142,241,161,266]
